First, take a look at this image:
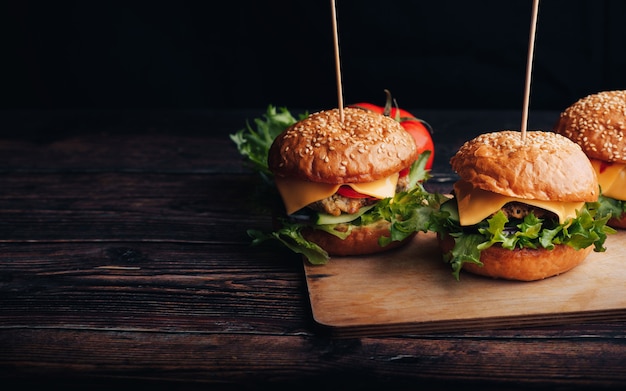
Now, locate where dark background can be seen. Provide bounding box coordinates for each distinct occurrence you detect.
[2,0,626,112]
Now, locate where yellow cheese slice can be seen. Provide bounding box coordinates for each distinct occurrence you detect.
[454,180,584,226]
[590,159,626,201]
[274,174,399,215]
[273,177,339,215]
[347,173,399,198]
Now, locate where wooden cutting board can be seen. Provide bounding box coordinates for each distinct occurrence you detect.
[304,230,626,338]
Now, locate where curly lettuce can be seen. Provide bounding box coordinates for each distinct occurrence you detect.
[597,193,626,221]
[231,106,447,264]
[248,222,330,265]
[229,105,308,177]
[431,198,616,280]
[247,151,447,264]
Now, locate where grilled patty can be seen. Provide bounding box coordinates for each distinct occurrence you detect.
[309,175,411,216]
[497,202,554,220]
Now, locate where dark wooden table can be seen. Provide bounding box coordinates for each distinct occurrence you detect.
[1,109,625,390]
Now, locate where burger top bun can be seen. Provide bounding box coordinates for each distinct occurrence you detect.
[450,130,598,202]
[268,107,418,184]
[554,90,626,164]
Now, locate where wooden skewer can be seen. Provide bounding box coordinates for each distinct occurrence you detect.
[331,0,344,122]
[521,0,540,142]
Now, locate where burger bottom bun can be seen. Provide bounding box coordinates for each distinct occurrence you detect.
[608,213,626,229]
[302,221,415,256]
[438,234,593,281]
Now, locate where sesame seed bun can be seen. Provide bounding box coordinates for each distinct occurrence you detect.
[438,234,593,281]
[554,90,626,164]
[466,244,593,281]
[268,107,418,184]
[444,130,600,281]
[450,130,598,202]
[302,221,415,256]
[554,91,626,228]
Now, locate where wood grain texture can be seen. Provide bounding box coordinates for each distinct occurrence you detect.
[305,232,626,337]
[1,110,625,390]
[3,328,626,389]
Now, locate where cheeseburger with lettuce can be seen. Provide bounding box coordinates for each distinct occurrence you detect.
[255,106,443,264]
[554,90,626,228]
[432,130,614,281]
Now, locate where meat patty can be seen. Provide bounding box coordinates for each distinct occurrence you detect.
[308,174,411,217]
[497,202,554,220]
[396,175,410,193]
[309,194,376,216]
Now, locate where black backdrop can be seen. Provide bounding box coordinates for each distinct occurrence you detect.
[2,0,626,111]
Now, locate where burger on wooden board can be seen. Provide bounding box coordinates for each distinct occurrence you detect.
[232,105,445,265]
[554,90,626,228]
[430,130,615,281]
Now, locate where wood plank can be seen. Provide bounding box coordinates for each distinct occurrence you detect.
[0,241,307,334]
[3,328,626,389]
[0,133,245,173]
[0,172,275,243]
[304,231,626,337]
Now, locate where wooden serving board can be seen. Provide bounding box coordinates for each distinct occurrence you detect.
[304,230,626,338]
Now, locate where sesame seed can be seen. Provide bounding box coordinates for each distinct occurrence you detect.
[555,90,626,162]
[268,106,417,181]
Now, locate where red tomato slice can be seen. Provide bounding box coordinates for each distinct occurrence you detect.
[599,161,612,173]
[336,185,375,199]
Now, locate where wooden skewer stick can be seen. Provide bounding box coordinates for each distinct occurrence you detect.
[331,0,344,122]
[521,0,540,142]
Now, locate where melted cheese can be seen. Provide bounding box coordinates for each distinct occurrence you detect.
[454,180,584,226]
[347,173,399,198]
[590,159,626,201]
[274,174,399,215]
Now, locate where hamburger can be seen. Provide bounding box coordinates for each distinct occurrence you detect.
[262,106,444,263]
[431,130,614,281]
[554,90,626,228]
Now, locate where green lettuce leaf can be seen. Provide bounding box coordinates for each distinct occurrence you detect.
[364,151,448,245]
[232,109,444,264]
[229,105,307,176]
[431,199,616,280]
[248,224,330,265]
[446,233,484,281]
[246,151,443,264]
[596,193,626,220]
[477,210,543,251]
